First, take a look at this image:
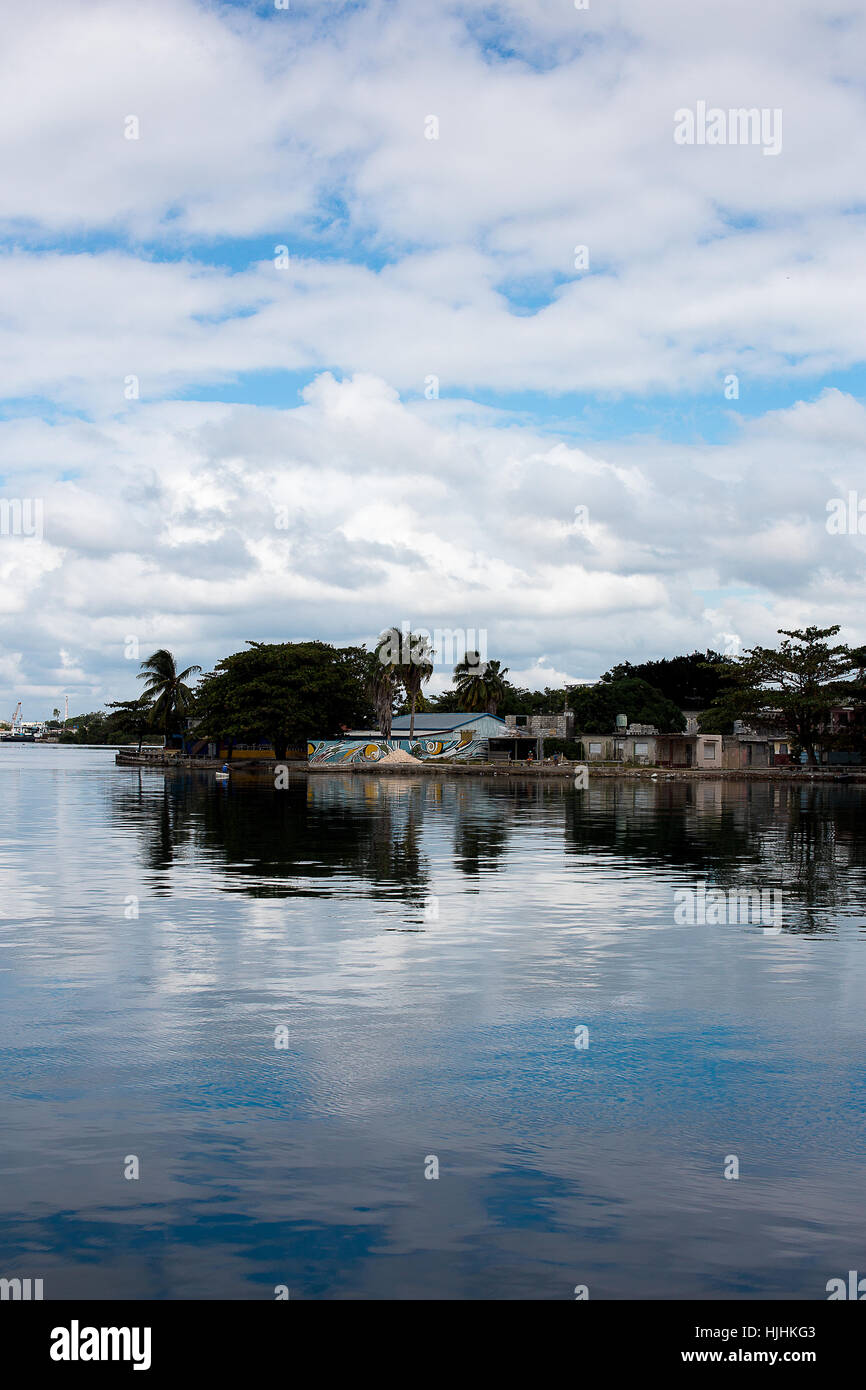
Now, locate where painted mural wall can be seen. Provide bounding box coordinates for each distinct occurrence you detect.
[308,730,487,765]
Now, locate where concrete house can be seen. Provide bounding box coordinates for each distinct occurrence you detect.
[578,731,726,768]
[503,712,574,740]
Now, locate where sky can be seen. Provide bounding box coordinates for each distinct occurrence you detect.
[0,0,864,717]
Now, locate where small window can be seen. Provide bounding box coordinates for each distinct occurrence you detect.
[635,742,648,756]
[589,742,602,755]
[704,743,716,759]
[515,715,528,727]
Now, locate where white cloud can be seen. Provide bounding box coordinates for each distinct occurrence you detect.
[0,1,864,712]
[0,2,861,402]
[1,377,865,711]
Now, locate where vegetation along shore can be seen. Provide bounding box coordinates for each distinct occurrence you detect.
[45,622,864,776]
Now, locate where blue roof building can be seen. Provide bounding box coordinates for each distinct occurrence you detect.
[308,712,539,766]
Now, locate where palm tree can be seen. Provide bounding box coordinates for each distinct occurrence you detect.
[373,627,435,737]
[367,646,398,740]
[454,653,509,715]
[137,649,202,743]
[372,628,408,739]
[400,631,434,738]
[453,652,487,711]
[479,658,508,715]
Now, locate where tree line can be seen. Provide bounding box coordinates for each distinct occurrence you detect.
[62,625,866,766]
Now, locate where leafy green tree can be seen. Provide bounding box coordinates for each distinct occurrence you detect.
[700,626,863,765]
[105,695,154,751]
[601,651,735,708]
[395,690,433,716]
[192,641,372,759]
[503,683,572,716]
[568,677,687,735]
[694,706,735,735]
[60,711,112,744]
[137,649,202,740]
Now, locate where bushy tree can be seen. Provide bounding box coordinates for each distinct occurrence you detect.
[192,641,373,759]
[699,626,864,765]
[568,678,687,735]
[105,695,155,750]
[61,711,112,744]
[601,651,735,708]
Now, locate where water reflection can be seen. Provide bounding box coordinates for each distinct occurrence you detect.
[2,750,866,1301]
[111,770,866,934]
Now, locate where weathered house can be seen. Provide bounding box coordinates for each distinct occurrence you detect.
[577,732,724,767]
[503,711,573,740]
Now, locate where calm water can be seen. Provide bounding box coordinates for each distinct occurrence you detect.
[1,746,865,1300]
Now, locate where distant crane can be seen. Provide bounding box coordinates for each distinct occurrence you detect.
[9,701,21,729]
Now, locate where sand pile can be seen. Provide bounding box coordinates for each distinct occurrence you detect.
[379,746,423,764]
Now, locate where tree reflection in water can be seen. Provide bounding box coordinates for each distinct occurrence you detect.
[110,771,866,936]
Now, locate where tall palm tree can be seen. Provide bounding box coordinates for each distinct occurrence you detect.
[137,649,202,742]
[401,631,434,738]
[371,628,405,739]
[367,651,396,739]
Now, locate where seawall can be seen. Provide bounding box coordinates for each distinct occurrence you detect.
[113,752,866,783]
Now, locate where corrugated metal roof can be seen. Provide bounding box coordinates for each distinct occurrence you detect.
[390,712,504,731]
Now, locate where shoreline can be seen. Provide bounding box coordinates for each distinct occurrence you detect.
[112,751,866,783]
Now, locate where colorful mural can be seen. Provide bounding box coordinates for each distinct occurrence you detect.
[307,740,388,765]
[307,730,488,765]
